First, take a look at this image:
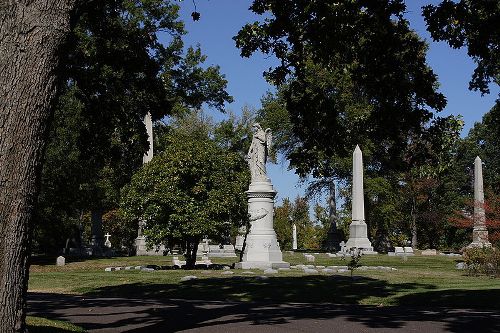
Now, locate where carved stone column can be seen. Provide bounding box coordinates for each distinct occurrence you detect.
[235,181,290,269]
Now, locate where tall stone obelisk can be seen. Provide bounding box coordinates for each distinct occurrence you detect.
[143,112,154,164]
[345,145,376,254]
[235,124,289,269]
[136,112,165,255]
[468,156,491,248]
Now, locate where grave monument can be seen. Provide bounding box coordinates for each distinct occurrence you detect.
[292,224,297,250]
[345,145,376,254]
[235,124,289,269]
[136,112,166,255]
[468,156,491,248]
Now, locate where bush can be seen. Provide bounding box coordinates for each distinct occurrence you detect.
[463,247,500,277]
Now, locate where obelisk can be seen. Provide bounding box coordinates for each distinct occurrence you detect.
[143,112,154,164]
[136,112,165,255]
[292,224,298,250]
[468,156,491,248]
[345,145,376,254]
[235,124,289,269]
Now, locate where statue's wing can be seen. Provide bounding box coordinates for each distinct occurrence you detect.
[265,128,272,152]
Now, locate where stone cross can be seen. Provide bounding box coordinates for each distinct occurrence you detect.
[292,223,297,250]
[104,233,112,248]
[469,156,491,247]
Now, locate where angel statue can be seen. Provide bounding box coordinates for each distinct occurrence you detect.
[247,123,272,182]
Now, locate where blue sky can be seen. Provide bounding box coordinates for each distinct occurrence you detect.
[170,0,499,207]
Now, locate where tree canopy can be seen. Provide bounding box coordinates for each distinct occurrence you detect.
[423,0,500,94]
[236,0,447,181]
[121,112,250,266]
[34,0,233,252]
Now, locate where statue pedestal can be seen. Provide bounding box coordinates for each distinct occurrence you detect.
[235,181,289,269]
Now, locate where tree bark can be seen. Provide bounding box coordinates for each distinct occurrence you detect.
[0,1,77,332]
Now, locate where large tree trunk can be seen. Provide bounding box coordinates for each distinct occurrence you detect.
[0,1,77,332]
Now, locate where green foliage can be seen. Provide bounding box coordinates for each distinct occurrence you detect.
[121,114,249,264]
[347,249,362,278]
[237,0,447,180]
[35,0,232,253]
[463,247,500,277]
[423,0,500,94]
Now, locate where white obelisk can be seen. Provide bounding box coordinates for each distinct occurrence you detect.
[468,156,491,248]
[143,112,154,164]
[345,145,376,254]
[292,224,298,250]
[136,112,165,255]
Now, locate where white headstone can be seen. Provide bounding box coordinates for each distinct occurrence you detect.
[56,256,65,266]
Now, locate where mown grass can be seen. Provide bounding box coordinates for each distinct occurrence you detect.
[27,316,86,333]
[28,252,500,309]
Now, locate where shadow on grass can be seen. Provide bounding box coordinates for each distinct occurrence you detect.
[28,275,500,332]
[83,275,431,303]
[395,288,500,309]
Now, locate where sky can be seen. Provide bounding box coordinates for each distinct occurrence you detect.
[167,0,499,208]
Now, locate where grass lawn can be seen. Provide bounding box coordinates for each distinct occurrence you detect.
[28,252,500,309]
[27,316,86,333]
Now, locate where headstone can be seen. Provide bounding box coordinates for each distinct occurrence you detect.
[394,247,405,255]
[339,241,346,253]
[263,268,278,274]
[421,249,437,256]
[235,226,246,251]
[305,254,315,262]
[292,224,298,250]
[345,145,376,254]
[468,156,491,248]
[56,256,65,266]
[180,275,197,282]
[235,124,289,269]
[403,247,414,256]
[104,233,112,248]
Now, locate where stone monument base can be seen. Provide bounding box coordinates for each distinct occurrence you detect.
[135,237,166,256]
[235,261,290,269]
[468,229,491,248]
[345,221,377,254]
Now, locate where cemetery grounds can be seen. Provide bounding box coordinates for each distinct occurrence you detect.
[27,252,500,332]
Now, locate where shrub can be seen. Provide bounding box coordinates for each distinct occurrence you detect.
[463,247,500,277]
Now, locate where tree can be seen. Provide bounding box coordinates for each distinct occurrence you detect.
[121,113,249,267]
[0,1,79,332]
[274,198,294,250]
[236,0,446,181]
[34,0,232,253]
[423,0,500,94]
